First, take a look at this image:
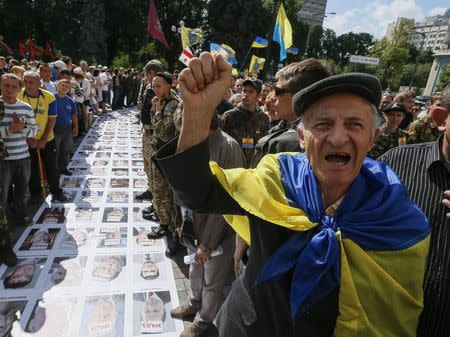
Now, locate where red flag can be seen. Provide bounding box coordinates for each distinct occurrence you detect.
[44,41,54,57]
[179,47,193,66]
[28,38,35,59]
[19,42,27,57]
[147,0,169,49]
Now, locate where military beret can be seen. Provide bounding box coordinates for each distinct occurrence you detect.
[243,77,263,94]
[144,60,164,73]
[292,73,382,117]
[383,102,407,114]
[155,71,173,85]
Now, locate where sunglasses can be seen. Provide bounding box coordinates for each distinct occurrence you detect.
[274,86,292,96]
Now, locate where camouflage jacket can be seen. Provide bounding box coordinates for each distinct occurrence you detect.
[220,104,270,167]
[151,90,181,148]
[368,125,410,159]
[408,115,440,144]
[140,84,155,126]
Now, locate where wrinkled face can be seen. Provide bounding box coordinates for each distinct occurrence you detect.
[235,79,244,93]
[142,297,164,321]
[384,111,405,130]
[298,93,378,196]
[152,76,170,99]
[1,77,21,102]
[40,66,52,81]
[241,85,258,107]
[23,75,41,93]
[379,95,392,110]
[9,264,36,284]
[141,261,158,279]
[402,98,415,112]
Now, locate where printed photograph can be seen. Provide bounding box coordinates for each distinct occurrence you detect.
[102,207,128,223]
[77,190,104,205]
[36,207,67,224]
[73,207,100,223]
[45,256,87,288]
[60,227,95,250]
[133,179,147,189]
[106,191,129,204]
[90,255,126,284]
[0,258,46,290]
[0,300,27,337]
[133,253,168,285]
[61,177,84,189]
[97,227,127,249]
[19,228,60,251]
[85,178,106,189]
[109,178,129,189]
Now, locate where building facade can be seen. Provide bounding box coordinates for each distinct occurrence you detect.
[412,9,450,53]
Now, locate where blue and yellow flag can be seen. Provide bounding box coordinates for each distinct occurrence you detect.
[210,153,430,337]
[210,43,238,65]
[287,46,299,54]
[249,55,265,75]
[180,27,203,49]
[252,36,269,48]
[273,3,293,61]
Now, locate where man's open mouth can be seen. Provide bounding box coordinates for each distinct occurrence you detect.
[325,153,351,166]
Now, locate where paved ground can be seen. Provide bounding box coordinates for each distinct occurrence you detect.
[7,114,220,336]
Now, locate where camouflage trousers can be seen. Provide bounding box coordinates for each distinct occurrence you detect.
[142,130,153,193]
[148,143,180,233]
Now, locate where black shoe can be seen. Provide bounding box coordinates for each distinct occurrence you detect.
[29,194,43,205]
[165,232,180,257]
[142,204,155,215]
[0,247,18,266]
[147,225,168,239]
[142,212,159,222]
[136,190,153,200]
[16,216,34,227]
[60,169,73,176]
[52,192,69,203]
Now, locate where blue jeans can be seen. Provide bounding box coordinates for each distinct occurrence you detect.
[0,158,31,222]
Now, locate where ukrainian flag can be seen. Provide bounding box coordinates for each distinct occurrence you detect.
[210,153,430,337]
[210,43,238,65]
[287,46,299,54]
[252,36,269,48]
[180,27,203,49]
[273,3,292,61]
[249,55,265,74]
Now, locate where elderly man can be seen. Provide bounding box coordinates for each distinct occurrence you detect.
[379,84,450,337]
[154,53,430,337]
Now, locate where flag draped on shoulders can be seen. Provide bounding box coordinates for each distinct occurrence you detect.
[209,153,430,337]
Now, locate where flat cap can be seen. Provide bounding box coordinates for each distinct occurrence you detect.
[144,59,164,74]
[155,71,173,85]
[243,77,262,94]
[383,102,407,114]
[292,73,382,117]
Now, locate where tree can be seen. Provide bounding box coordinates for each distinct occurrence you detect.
[437,64,450,91]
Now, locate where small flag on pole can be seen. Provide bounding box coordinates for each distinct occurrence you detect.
[180,27,203,48]
[179,47,193,66]
[251,36,269,48]
[287,47,299,54]
[273,3,293,61]
[249,55,265,75]
[147,0,169,49]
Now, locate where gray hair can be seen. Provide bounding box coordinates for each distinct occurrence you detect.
[23,71,41,81]
[1,73,22,86]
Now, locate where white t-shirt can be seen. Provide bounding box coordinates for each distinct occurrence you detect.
[42,80,57,94]
[100,72,108,91]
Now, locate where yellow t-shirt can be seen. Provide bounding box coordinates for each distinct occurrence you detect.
[18,88,56,141]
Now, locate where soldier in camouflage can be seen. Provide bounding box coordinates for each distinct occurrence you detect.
[220,78,270,167]
[136,60,164,203]
[147,72,182,256]
[408,94,442,144]
[368,102,410,159]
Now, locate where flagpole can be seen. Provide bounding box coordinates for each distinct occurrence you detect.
[239,45,253,73]
[261,0,280,81]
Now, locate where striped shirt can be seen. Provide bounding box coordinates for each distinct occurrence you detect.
[379,137,449,337]
[0,100,39,160]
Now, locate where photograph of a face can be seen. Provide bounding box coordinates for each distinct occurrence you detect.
[133,291,176,335]
[90,167,107,176]
[24,297,77,337]
[61,177,84,188]
[0,258,46,290]
[133,179,147,189]
[132,227,164,251]
[0,300,27,337]
[73,207,100,223]
[78,190,104,205]
[36,206,67,224]
[131,168,146,178]
[112,160,129,168]
[19,228,60,251]
[85,178,106,189]
[103,207,128,223]
[90,255,126,284]
[109,178,129,189]
[60,227,95,250]
[106,191,129,204]
[97,227,127,248]
[111,168,129,177]
[133,253,168,285]
[46,256,87,288]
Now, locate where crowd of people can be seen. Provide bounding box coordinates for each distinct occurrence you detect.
[0,50,449,337]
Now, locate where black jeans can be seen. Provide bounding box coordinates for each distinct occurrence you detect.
[54,125,73,171]
[29,139,62,196]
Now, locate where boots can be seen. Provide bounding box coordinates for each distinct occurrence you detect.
[165,230,180,257]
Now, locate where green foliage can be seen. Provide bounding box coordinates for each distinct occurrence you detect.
[112,52,131,68]
[437,64,450,91]
[399,63,432,91]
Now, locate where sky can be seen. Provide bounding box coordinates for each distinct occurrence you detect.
[323,0,449,38]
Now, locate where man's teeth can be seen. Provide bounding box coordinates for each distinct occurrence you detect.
[325,154,350,165]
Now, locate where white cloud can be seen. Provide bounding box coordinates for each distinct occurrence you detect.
[323,0,446,38]
[428,7,447,16]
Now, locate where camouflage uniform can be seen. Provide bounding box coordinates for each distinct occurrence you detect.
[268,119,289,135]
[141,84,156,194]
[408,115,440,144]
[220,104,270,167]
[149,90,181,232]
[368,125,410,159]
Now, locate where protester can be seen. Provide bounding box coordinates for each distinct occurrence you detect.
[379,92,393,111]
[408,94,442,143]
[38,63,56,94]
[155,53,429,337]
[395,90,416,129]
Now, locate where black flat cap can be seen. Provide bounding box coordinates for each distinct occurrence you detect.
[243,77,262,94]
[155,71,173,85]
[383,102,407,114]
[292,73,382,117]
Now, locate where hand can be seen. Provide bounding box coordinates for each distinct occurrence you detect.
[151,96,158,112]
[138,102,143,110]
[26,138,39,149]
[175,227,182,237]
[37,139,47,149]
[72,127,79,138]
[155,98,164,112]
[442,190,450,219]
[195,244,211,264]
[234,235,248,275]
[179,53,231,126]
[9,113,26,133]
